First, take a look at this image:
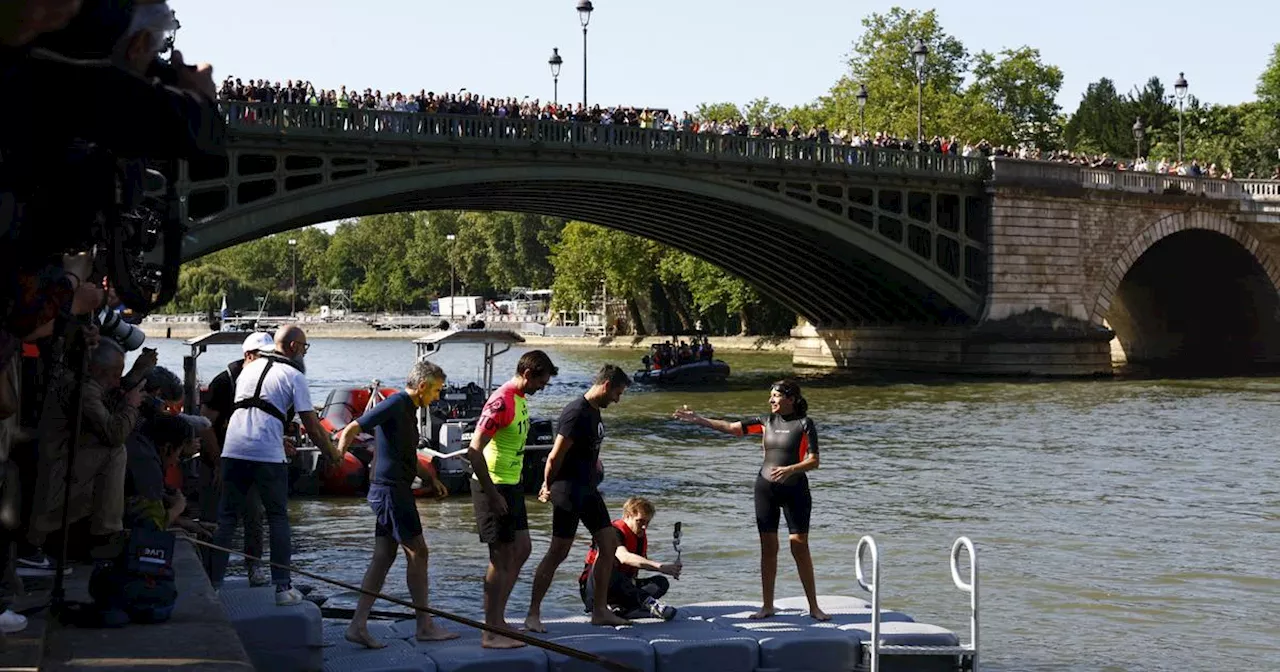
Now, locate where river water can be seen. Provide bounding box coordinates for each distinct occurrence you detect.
[136,337,1279,671]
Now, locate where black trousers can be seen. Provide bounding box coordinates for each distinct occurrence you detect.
[580,567,669,614]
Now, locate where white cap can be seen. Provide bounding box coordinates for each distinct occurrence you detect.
[241,332,274,354]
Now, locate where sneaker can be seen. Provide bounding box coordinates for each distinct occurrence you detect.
[644,597,677,621]
[16,551,52,570]
[0,609,28,634]
[248,565,270,587]
[275,586,304,607]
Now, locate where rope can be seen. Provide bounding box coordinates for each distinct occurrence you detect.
[184,537,639,672]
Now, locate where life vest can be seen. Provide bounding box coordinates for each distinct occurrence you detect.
[231,353,302,426]
[579,519,646,583]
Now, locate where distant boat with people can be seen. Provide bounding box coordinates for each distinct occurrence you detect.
[634,336,730,385]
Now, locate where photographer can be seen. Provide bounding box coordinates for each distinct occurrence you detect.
[1,0,225,364]
[24,340,145,565]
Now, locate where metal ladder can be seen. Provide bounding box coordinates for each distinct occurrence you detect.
[854,535,979,672]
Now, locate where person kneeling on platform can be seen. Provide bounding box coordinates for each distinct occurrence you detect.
[578,497,682,620]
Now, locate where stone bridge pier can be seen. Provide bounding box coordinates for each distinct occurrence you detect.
[793,160,1280,376]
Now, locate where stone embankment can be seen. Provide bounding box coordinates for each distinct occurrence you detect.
[139,321,793,352]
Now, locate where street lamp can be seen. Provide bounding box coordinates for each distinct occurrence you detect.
[1132,117,1145,162]
[911,38,928,146]
[856,83,868,137]
[577,0,593,110]
[288,238,298,316]
[548,47,563,106]
[445,234,456,301]
[1174,71,1188,163]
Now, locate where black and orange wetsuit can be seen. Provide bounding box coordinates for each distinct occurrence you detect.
[741,413,818,534]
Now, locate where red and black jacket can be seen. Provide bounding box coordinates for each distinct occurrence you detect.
[579,518,646,583]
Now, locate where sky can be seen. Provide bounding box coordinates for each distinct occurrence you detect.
[172,0,1277,117]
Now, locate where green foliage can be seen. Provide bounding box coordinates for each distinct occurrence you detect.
[1257,43,1280,116]
[1063,78,1135,157]
[970,47,1064,148]
[176,213,797,335]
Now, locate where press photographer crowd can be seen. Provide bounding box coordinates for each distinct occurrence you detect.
[0,0,226,635]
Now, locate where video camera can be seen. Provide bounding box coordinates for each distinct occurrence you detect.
[1,1,199,319]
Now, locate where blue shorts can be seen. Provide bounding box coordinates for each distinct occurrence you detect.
[368,484,423,544]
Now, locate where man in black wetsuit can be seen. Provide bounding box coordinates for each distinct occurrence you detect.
[335,357,457,649]
[524,364,632,633]
[673,379,830,621]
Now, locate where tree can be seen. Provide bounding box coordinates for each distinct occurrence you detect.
[742,97,788,128]
[828,7,969,139]
[657,252,772,335]
[970,47,1064,148]
[695,102,742,123]
[1257,42,1280,116]
[1063,78,1134,157]
[548,222,659,321]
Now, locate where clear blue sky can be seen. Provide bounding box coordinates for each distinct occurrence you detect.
[173,0,1275,115]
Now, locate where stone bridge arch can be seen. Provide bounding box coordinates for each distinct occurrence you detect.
[1093,211,1280,370]
[184,163,987,327]
[1091,212,1280,322]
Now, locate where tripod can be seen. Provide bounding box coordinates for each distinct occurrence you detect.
[49,325,92,613]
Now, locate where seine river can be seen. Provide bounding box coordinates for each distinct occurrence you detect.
[138,337,1279,671]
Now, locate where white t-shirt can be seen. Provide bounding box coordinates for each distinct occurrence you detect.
[222,356,312,463]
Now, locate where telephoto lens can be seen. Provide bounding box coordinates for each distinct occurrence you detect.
[97,307,146,351]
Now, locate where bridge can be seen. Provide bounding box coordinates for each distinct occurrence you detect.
[178,102,1280,375]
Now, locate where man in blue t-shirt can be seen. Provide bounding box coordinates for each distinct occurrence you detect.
[335,358,458,649]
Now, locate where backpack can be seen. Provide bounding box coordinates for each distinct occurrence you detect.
[88,523,178,625]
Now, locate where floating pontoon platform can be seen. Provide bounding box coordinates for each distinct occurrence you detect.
[217,536,979,672]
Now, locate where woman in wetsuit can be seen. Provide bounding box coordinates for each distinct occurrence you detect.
[673,380,830,621]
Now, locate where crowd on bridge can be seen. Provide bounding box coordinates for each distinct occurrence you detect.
[218,77,1280,180]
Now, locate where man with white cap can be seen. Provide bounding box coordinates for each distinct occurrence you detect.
[198,332,272,586]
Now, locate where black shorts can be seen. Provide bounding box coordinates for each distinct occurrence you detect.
[471,482,528,545]
[368,484,422,544]
[549,481,611,539]
[754,473,811,535]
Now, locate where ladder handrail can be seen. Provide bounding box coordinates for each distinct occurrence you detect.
[854,534,980,672]
[854,535,882,672]
[950,536,979,670]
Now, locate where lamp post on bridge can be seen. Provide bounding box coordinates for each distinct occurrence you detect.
[856,83,868,138]
[577,0,593,111]
[288,238,297,316]
[1174,72,1188,163]
[912,38,928,147]
[1132,117,1145,163]
[446,233,456,300]
[548,47,563,106]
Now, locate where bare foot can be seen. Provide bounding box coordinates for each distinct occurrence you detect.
[524,614,547,633]
[591,610,632,626]
[344,626,387,649]
[416,622,460,641]
[809,607,832,622]
[748,607,777,620]
[481,633,527,649]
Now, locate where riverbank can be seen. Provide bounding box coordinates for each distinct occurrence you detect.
[138,322,793,352]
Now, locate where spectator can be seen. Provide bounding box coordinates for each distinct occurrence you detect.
[24,340,144,566]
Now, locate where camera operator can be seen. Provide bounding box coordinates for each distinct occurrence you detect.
[0,0,225,369]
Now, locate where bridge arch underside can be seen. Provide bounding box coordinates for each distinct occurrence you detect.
[1107,229,1280,374]
[190,172,979,326]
